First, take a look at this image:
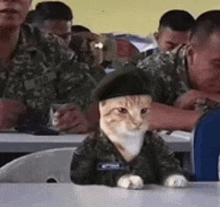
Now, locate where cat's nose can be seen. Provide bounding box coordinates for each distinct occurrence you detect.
[132,120,142,128]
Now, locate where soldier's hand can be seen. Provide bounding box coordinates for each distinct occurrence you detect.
[0,99,27,130]
[54,103,89,134]
[174,90,208,110]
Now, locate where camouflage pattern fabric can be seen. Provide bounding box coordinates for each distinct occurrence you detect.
[70,130,183,187]
[0,24,97,116]
[135,45,190,105]
[69,35,106,83]
[132,45,220,113]
[70,35,94,66]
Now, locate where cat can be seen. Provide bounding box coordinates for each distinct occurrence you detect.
[99,95,187,189]
[71,95,188,189]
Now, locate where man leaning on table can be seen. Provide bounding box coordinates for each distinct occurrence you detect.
[126,10,220,132]
[0,0,98,133]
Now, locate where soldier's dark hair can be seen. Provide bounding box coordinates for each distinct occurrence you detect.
[71,25,91,33]
[25,10,36,24]
[189,10,220,47]
[158,10,195,32]
[33,1,73,26]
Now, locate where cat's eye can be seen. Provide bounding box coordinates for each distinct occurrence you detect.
[117,107,128,114]
[141,108,149,114]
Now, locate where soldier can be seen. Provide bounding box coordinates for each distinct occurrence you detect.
[131,10,220,132]
[128,10,195,66]
[0,0,98,133]
[31,1,73,46]
[70,25,97,66]
[155,10,195,53]
[31,4,105,83]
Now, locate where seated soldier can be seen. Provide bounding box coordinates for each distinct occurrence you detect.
[70,25,97,66]
[70,25,106,82]
[31,1,73,46]
[0,0,98,133]
[31,3,105,82]
[155,10,195,53]
[132,10,195,65]
[129,10,220,132]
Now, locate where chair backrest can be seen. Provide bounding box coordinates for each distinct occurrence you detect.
[193,108,220,181]
[0,147,76,183]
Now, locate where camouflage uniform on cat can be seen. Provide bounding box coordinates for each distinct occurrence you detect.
[0,24,97,116]
[128,45,220,112]
[71,130,183,187]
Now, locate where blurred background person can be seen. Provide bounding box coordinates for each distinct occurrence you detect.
[70,25,97,66]
[31,2,105,82]
[31,1,73,46]
[70,25,106,82]
[129,10,196,65]
[155,9,195,53]
[98,33,158,74]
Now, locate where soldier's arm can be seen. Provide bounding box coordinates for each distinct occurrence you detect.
[130,52,202,131]
[149,101,201,131]
[56,62,99,133]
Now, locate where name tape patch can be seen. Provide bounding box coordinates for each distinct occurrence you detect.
[97,162,124,171]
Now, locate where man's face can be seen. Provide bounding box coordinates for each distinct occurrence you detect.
[41,20,72,46]
[188,31,220,93]
[116,39,139,62]
[157,29,188,52]
[0,0,32,29]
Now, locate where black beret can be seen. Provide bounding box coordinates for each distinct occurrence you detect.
[93,66,152,101]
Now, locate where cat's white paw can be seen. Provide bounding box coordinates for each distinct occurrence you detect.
[117,175,144,189]
[129,175,144,189]
[117,175,131,189]
[164,175,188,188]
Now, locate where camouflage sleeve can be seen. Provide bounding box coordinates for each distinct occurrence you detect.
[146,133,183,184]
[43,33,98,110]
[134,51,187,105]
[70,135,98,184]
[123,57,173,104]
[194,99,220,114]
[56,61,98,110]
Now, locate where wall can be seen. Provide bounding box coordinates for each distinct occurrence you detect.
[33,0,220,36]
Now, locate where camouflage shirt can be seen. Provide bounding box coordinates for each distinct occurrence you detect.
[70,130,183,187]
[0,24,97,115]
[135,45,220,112]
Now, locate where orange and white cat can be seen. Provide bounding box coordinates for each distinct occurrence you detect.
[99,95,187,189]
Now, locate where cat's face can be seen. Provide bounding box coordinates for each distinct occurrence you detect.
[99,95,152,135]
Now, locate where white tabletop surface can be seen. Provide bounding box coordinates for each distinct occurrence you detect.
[0,130,192,153]
[0,132,88,152]
[0,182,219,207]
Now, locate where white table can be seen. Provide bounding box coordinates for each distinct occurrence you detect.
[0,131,192,153]
[0,132,88,153]
[0,182,219,207]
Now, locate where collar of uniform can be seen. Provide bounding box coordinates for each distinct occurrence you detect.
[174,45,192,91]
[12,25,47,74]
[180,45,193,90]
[17,24,39,53]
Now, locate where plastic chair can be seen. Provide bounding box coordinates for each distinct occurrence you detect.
[0,147,76,183]
[193,108,220,181]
